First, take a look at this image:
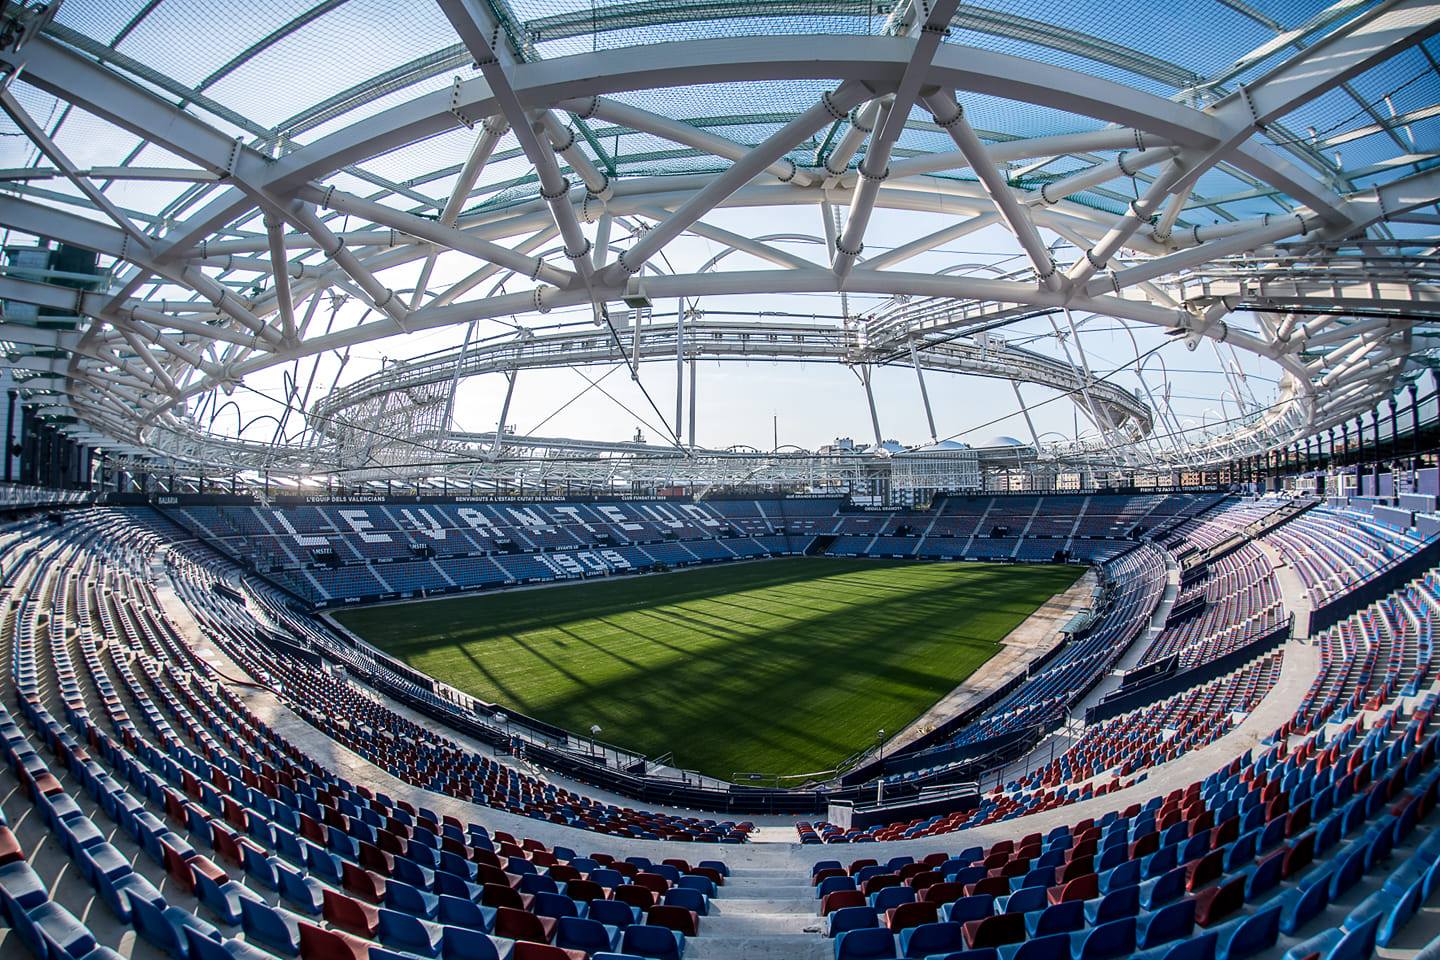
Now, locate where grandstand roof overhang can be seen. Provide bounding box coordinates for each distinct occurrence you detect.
[0,0,1437,481]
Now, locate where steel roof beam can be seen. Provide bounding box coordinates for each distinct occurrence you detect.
[633,208,820,271]
[522,0,1197,88]
[557,96,806,186]
[1033,146,1179,207]
[1203,0,1440,229]
[534,110,611,201]
[297,184,572,288]
[833,0,962,279]
[263,215,298,345]
[10,9,1435,472]
[1066,158,1189,286]
[888,129,1166,181]
[861,213,1001,271]
[152,33,1323,274]
[923,89,1062,291]
[0,35,271,201]
[604,81,870,284]
[432,226,561,308]
[438,0,596,277]
[0,89,155,252]
[1221,0,1440,129]
[411,116,512,308]
[0,193,282,350]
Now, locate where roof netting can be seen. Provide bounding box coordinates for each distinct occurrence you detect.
[0,0,1430,479]
[23,0,1430,233]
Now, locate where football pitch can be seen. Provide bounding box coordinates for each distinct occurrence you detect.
[333,557,1081,780]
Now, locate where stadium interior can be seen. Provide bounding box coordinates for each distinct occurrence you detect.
[1,1,1440,959]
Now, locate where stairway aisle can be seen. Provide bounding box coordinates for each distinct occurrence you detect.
[691,866,829,960]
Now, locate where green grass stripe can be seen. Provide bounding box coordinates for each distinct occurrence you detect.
[335,557,1080,780]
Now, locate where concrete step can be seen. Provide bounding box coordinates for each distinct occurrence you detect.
[703,913,820,936]
[711,898,819,916]
[687,933,830,960]
[726,867,803,881]
[721,883,812,898]
[705,868,828,956]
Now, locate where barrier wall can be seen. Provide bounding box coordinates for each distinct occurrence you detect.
[827,786,981,831]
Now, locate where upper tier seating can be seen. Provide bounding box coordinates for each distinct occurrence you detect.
[1142,507,1286,668]
[1293,570,1438,732]
[163,493,1236,607]
[1263,506,1430,609]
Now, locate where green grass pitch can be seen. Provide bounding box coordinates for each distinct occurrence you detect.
[334,557,1081,780]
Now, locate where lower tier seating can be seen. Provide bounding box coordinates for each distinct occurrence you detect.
[815,703,1440,960]
[0,512,739,960]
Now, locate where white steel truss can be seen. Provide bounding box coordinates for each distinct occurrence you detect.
[0,0,1436,485]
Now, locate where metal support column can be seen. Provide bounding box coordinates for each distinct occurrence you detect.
[1352,417,1363,490]
[1012,382,1043,455]
[675,300,685,446]
[1389,398,1399,465]
[630,310,643,375]
[908,341,938,444]
[33,420,46,486]
[862,365,883,449]
[688,356,697,451]
[1411,382,1422,474]
[1372,410,1382,495]
[490,368,517,462]
[3,391,14,484]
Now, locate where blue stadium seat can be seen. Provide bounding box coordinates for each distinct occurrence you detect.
[195,871,263,926]
[1013,932,1073,960]
[834,926,897,960]
[239,898,301,956]
[664,887,708,916]
[386,879,440,919]
[183,928,275,960]
[378,908,443,957]
[1217,902,1281,960]
[1029,900,1084,937]
[621,923,684,960]
[439,924,508,960]
[1139,898,1195,949]
[589,899,642,928]
[436,896,495,933]
[828,905,880,938]
[1283,913,1380,960]
[25,900,98,960]
[897,920,965,958]
[1076,916,1135,960]
[556,916,623,954]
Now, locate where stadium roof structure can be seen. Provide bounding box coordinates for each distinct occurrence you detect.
[0,0,1438,487]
